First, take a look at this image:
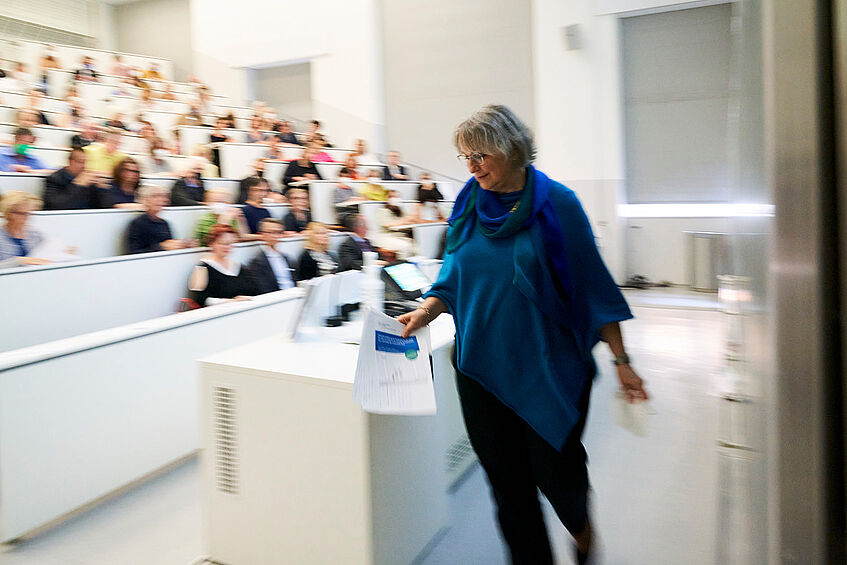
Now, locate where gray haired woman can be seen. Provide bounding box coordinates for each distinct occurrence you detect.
[399,105,648,564]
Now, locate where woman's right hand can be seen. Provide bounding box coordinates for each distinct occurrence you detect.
[398,308,430,338]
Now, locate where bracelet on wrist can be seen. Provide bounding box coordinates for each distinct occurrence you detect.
[416,304,433,321]
[613,353,631,366]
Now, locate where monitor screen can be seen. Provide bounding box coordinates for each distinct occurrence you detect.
[384,262,431,293]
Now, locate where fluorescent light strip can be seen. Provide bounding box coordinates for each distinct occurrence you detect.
[618,203,776,218]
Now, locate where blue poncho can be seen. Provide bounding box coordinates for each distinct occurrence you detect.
[425,167,632,450]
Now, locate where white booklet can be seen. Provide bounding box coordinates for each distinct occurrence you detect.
[352,308,436,415]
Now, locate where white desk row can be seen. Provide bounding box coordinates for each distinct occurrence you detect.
[0,122,151,154]
[0,286,306,542]
[45,69,232,102]
[27,204,290,260]
[0,234,352,353]
[217,142,357,178]
[0,173,240,200]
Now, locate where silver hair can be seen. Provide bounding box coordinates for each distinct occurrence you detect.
[453,104,536,167]
[138,184,169,201]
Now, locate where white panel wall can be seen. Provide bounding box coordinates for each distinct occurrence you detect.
[380,0,535,182]
[255,62,312,121]
[0,1,95,38]
[115,0,194,82]
[189,0,385,148]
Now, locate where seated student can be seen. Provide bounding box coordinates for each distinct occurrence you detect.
[308,137,334,162]
[143,63,164,81]
[266,135,284,160]
[382,150,408,180]
[246,116,266,143]
[238,158,267,204]
[373,191,417,259]
[242,176,272,234]
[334,167,365,205]
[0,127,50,173]
[410,171,446,222]
[194,189,249,245]
[0,191,48,269]
[338,213,380,271]
[343,154,363,179]
[188,225,253,306]
[71,120,99,149]
[360,168,389,201]
[16,109,43,130]
[245,218,297,294]
[128,185,195,254]
[145,137,172,175]
[100,157,143,209]
[104,111,130,132]
[295,222,339,280]
[110,54,131,78]
[171,159,207,206]
[23,89,51,126]
[191,146,220,178]
[42,148,99,210]
[83,128,127,175]
[283,188,312,234]
[74,56,99,82]
[158,82,178,101]
[276,120,300,146]
[282,146,323,193]
[302,119,332,147]
[178,102,205,127]
[209,117,231,170]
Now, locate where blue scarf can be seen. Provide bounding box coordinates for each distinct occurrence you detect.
[446,166,578,326]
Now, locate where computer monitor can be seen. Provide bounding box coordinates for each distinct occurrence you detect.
[382,261,432,300]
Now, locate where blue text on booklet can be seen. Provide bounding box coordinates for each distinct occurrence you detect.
[374,330,420,360]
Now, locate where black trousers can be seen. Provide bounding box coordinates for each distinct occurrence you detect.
[455,369,592,565]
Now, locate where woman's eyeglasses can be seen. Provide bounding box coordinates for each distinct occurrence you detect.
[457,153,486,165]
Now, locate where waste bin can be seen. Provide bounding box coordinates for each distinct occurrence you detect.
[685,231,726,292]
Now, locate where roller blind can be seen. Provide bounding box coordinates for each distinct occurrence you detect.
[622,3,732,203]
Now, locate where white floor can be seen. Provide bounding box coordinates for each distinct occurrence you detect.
[0,292,724,565]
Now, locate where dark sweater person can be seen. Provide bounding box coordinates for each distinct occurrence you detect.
[42,148,98,210]
[171,169,206,206]
[282,147,322,192]
[241,177,272,233]
[127,186,190,254]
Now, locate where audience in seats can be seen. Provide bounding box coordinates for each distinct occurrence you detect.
[303,119,331,146]
[296,222,338,280]
[282,146,322,192]
[334,167,365,205]
[43,148,99,210]
[308,138,333,162]
[102,157,143,209]
[16,109,42,130]
[373,191,417,259]
[209,117,231,169]
[361,168,389,201]
[110,54,131,78]
[242,177,273,234]
[158,82,177,101]
[276,121,300,146]
[0,192,48,268]
[24,89,52,125]
[194,189,249,246]
[343,154,362,179]
[238,158,267,204]
[246,218,297,294]
[104,111,130,131]
[283,188,312,234]
[266,136,284,160]
[84,128,126,174]
[178,102,205,127]
[171,159,207,206]
[143,63,164,81]
[352,139,379,164]
[412,172,446,222]
[0,127,49,173]
[188,224,253,306]
[383,150,408,180]
[190,146,219,178]
[38,48,61,92]
[74,57,99,82]
[246,116,266,143]
[70,120,99,149]
[338,213,380,271]
[146,137,172,175]
[128,185,196,254]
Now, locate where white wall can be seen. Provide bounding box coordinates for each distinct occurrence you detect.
[380,0,535,182]
[0,1,98,38]
[115,0,194,81]
[190,0,384,148]
[255,62,312,123]
[531,0,625,280]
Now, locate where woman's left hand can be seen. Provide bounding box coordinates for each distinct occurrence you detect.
[616,364,649,403]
